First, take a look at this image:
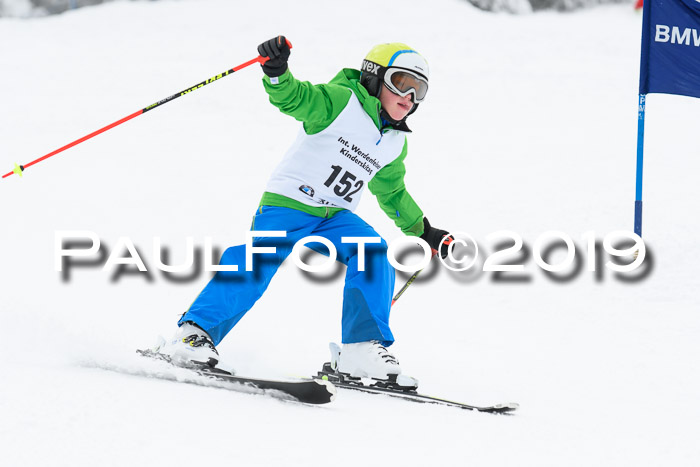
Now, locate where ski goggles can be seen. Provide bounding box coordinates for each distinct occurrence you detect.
[383,68,429,103]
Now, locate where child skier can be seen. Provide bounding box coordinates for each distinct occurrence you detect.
[158,36,452,383]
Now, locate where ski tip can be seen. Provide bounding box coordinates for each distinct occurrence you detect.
[486,402,520,413]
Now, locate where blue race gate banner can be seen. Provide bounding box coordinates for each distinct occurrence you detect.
[640,0,700,98]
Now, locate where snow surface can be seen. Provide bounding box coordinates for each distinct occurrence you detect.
[1,0,699,465]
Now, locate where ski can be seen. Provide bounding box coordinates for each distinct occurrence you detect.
[315,362,518,413]
[135,349,336,405]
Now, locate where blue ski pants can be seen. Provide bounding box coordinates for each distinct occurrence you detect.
[179,206,396,346]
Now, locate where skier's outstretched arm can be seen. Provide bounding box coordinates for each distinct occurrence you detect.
[258,35,351,134]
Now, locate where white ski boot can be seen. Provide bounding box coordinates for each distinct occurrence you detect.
[156,322,220,367]
[332,341,418,388]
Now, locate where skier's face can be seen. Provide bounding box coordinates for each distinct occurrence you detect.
[379,84,414,121]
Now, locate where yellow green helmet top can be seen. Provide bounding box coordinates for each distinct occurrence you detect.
[362,43,429,79]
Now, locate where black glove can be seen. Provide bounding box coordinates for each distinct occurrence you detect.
[420,217,453,259]
[257,35,291,78]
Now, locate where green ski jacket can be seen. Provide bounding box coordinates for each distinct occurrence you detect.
[259,68,424,237]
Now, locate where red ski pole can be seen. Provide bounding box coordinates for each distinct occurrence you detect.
[3,41,292,179]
